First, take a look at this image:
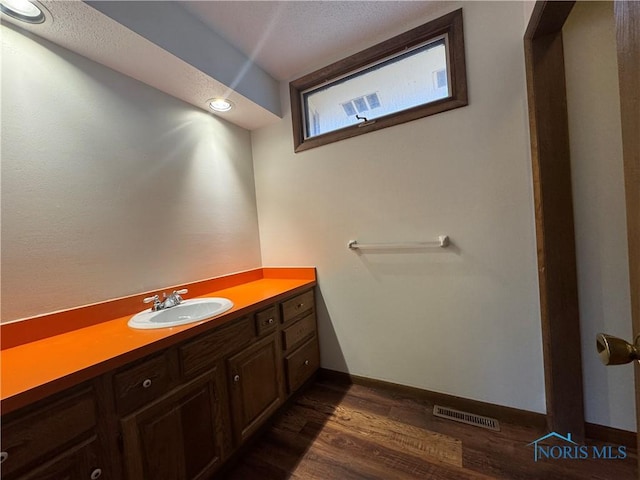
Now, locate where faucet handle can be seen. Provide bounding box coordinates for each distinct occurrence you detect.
[143,294,160,304]
[172,289,188,304]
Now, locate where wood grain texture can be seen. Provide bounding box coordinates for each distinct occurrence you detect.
[120,368,228,480]
[0,386,97,478]
[318,368,548,429]
[282,313,316,351]
[585,422,637,454]
[227,333,284,445]
[281,290,314,324]
[112,351,175,414]
[321,368,636,448]
[294,396,463,467]
[254,306,279,337]
[13,437,100,480]
[179,316,254,378]
[220,379,637,480]
[613,0,640,472]
[524,0,585,438]
[284,337,320,393]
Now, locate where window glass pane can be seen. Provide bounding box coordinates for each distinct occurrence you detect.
[365,93,381,109]
[341,102,356,116]
[302,37,449,139]
[353,97,369,113]
[435,69,448,89]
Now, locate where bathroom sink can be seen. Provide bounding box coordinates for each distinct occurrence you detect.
[128,298,234,329]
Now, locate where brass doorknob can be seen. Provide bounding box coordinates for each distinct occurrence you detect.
[596,333,640,365]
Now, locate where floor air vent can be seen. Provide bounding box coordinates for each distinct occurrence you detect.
[433,405,500,431]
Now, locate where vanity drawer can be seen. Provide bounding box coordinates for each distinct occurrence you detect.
[113,353,174,414]
[1,387,97,478]
[255,306,278,337]
[284,337,320,393]
[179,316,254,377]
[282,313,316,351]
[281,290,314,324]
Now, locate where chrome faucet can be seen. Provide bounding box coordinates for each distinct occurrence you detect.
[143,289,188,311]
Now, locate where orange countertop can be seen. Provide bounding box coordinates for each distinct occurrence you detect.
[1,267,316,414]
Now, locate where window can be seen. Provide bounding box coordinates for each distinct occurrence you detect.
[290,8,467,152]
[341,93,381,118]
[434,69,448,89]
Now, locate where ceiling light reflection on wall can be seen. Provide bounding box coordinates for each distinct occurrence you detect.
[208,98,234,112]
[0,0,45,23]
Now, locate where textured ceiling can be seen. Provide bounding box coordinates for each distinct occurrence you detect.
[182,1,445,81]
[1,0,446,130]
[0,0,279,130]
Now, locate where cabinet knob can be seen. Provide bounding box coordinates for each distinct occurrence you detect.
[142,379,152,388]
[296,303,304,309]
[0,452,7,463]
[90,468,102,479]
[304,360,310,366]
[267,318,274,325]
[233,374,240,383]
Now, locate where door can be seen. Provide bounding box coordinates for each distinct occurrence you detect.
[597,0,640,464]
[120,368,228,480]
[526,0,639,468]
[227,333,283,445]
[564,0,640,469]
[565,2,640,468]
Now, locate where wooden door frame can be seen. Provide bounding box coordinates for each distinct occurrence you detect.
[524,0,583,438]
[525,0,639,450]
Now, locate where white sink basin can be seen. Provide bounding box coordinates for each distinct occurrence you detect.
[128,298,234,329]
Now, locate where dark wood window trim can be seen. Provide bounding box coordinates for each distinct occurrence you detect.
[289,8,468,153]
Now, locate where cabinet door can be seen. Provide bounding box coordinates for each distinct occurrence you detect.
[120,367,229,480]
[13,437,102,480]
[227,333,283,444]
[1,386,103,480]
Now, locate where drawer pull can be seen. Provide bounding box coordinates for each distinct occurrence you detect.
[297,303,304,309]
[0,452,7,463]
[90,468,102,479]
[233,374,240,383]
[142,379,152,389]
[267,318,274,325]
[304,360,310,366]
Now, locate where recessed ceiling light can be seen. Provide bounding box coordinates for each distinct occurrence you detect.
[208,98,234,112]
[0,0,45,24]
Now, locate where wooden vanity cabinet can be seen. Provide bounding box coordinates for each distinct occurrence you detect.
[114,334,233,480]
[0,383,107,480]
[112,350,177,415]
[281,290,320,395]
[227,332,284,444]
[11,438,102,480]
[120,366,228,480]
[254,305,279,337]
[1,287,318,480]
[281,290,314,325]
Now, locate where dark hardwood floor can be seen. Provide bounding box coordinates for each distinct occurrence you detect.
[220,378,636,479]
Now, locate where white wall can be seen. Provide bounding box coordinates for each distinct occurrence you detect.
[1,23,262,322]
[563,1,635,431]
[252,2,546,413]
[522,1,536,28]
